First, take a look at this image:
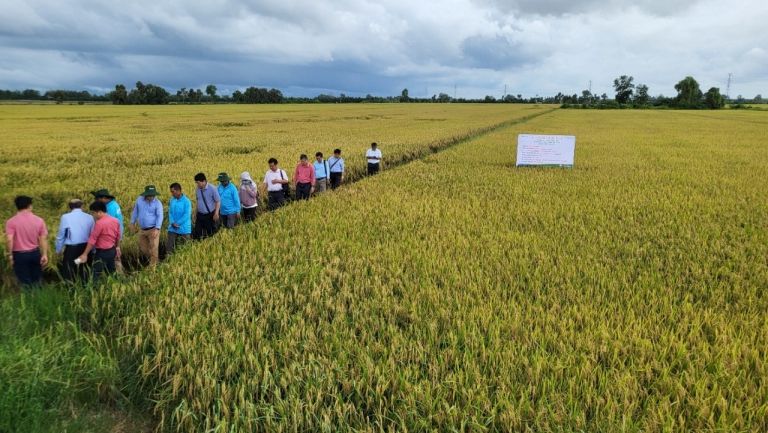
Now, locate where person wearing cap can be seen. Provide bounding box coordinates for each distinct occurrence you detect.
[293,154,316,200]
[130,185,163,267]
[313,152,331,194]
[327,148,345,190]
[193,173,221,240]
[78,201,120,283]
[91,188,124,273]
[55,199,95,282]
[166,183,192,255]
[217,172,241,229]
[239,172,259,222]
[5,196,49,288]
[366,142,382,175]
[264,158,290,210]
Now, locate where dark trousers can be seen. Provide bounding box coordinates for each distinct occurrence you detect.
[92,248,116,282]
[268,191,285,210]
[296,182,312,200]
[330,172,342,189]
[242,206,258,222]
[12,249,42,287]
[193,212,217,240]
[367,162,380,175]
[166,232,190,255]
[60,243,88,282]
[221,214,237,229]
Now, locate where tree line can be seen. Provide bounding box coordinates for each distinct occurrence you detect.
[560,75,763,110]
[1,78,764,107]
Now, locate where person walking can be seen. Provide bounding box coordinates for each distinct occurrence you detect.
[130,185,163,268]
[328,148,345,189]
[366,142,382,175]
[193,173,221,240]
[91,189,124,272]
[166,183,192,254]
[78,201,120,283]
[313,152,331,193]
[264,158,289,211]
[217,172,240,229]
[5,196,49,288]
[55,199,94,282]
[239,172,259,222]
[293,154,315,200]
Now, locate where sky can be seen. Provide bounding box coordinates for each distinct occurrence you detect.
[0,0,766,98]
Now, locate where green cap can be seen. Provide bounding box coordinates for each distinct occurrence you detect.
[90,188,114,199]
[140,185,159,197]
[217,172,230,182]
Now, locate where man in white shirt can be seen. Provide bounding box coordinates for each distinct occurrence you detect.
[366,142,383,175]
[263,157,290,210]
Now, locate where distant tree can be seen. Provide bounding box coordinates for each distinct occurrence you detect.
[110,84,128,104]
[703,87,725,109]
[754,94,763,103]
[267,88,283,103]
[634,84,650,107]
[736,94,746,104]
[400,88,409,102]
[176,88,187,103]
[613,75,635,104]
[484,95,496,103]
[601,93,608,101]
[674,76,703,108]
[437,93,452,103]
[205,84,217,101]
[21,89,41,99]
[578,90,594,105]
[232,90,243,103]
[52,90,65,104]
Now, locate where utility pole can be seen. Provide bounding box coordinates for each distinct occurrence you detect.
[588,80,592,94]
[726,73,732,100]
[504,84,507,100]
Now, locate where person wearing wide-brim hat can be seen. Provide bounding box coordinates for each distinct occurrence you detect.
[217,172,240,229]
[90,188,124,272]
[130,185,163,267]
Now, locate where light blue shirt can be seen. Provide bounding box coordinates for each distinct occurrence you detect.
[106,199,124,239]
[328,156,345,173]
[131,197,163,229]
[55,209,95,253]
[313,160,330,179]
[168,194,192,235]
[217,183,240,216]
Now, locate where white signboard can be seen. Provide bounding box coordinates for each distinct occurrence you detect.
[516,134,576,167]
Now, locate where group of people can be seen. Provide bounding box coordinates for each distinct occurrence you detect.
[4,144,384,288]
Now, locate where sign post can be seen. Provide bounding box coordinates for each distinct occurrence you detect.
[516,134,576,168]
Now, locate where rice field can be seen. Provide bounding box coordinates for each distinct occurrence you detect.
[58,108,768,432]
[0,103,551,284]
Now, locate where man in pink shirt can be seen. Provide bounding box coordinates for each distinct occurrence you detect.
[78,201,121,282]
[293,154,316,200]
[5,196,49,288]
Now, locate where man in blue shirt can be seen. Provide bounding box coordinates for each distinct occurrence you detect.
[130,185,163,267]
[328,148,345,190]
[91,188,125,273]
[55,199,94,282]
[313,152,331,193]
[166,183,192,254]
[217,172,240,229]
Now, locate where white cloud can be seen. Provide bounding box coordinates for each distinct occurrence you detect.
[0,0,765,97]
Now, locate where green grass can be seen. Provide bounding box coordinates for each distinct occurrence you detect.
[0,287,149,433]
